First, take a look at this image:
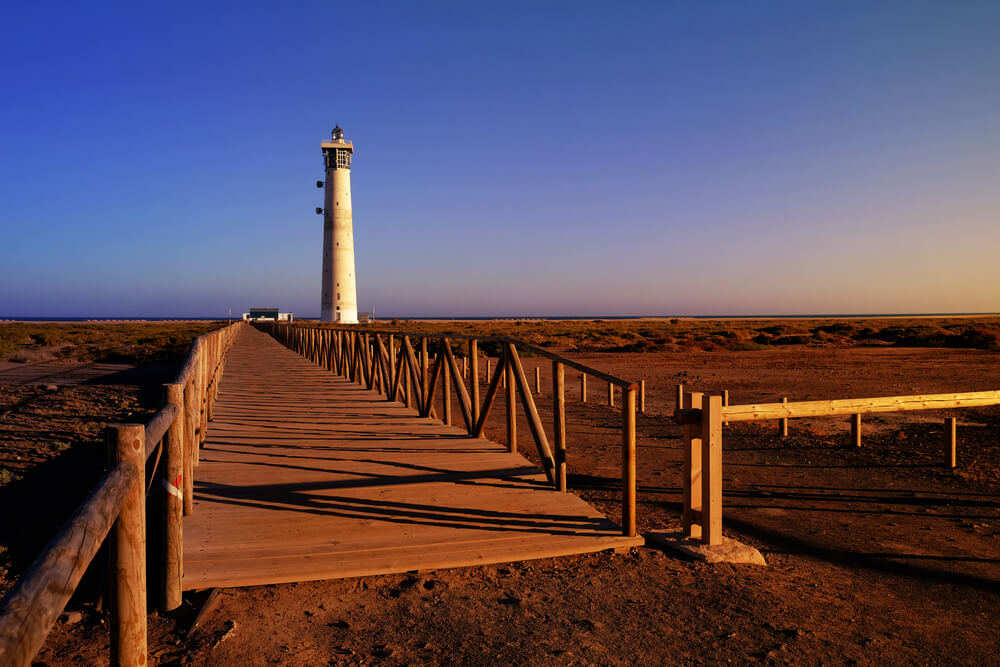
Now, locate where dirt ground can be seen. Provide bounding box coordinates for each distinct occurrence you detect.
[10,341,1000,665]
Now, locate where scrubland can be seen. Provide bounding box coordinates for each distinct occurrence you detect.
[2,317,999,665]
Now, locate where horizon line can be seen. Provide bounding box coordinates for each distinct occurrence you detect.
[3,312,1000,322]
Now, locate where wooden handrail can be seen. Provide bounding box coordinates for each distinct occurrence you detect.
[675,384,1000,548]
[172,338,201,386]
[719,389,1000,422]
[143,404,180,458]
[280,323,637,389]
[0,321,243,667]
[0,462,137,666]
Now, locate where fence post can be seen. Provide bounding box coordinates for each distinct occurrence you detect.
[581,374,587,403]
[200,342,209,449]
[608,381,615,408]
[945,417,957,468]
[851,413,862,447]
[182,373,196,515]
[486,357,491,384]
[162,385,184,612]
[639,380,645,414]
[701,394,723,546]
[334,331,340,373]
[106,424,147,667]
[622,385,637,537]
[470,340,480,425]
[780,396,788,437]
[505,350,517,453]
[421,338,429,402]
[535,367,541,396]
[681,391,703,539]
[676,383,683,413]
[553,361,566,492]
[443,340,452,426]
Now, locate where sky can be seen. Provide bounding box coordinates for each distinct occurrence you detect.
[1,1,998,318]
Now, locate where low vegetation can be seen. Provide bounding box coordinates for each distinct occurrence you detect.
[0,321,225,364]
[301,316,1000,354]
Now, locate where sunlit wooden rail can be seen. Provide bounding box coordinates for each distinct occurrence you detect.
[673,386,1000,546]
[0,323,240,667]
[256,321,643,537]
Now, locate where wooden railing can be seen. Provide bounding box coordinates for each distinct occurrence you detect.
[0,322,242,667]
[674,387,1000,547]
[255,321,641,538]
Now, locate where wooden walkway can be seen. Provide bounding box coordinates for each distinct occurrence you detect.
[182,328,641,589]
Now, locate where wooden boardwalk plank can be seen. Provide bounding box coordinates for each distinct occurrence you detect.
[182,327,640,590]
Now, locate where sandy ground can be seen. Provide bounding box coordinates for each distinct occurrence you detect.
[9,346,1000,665]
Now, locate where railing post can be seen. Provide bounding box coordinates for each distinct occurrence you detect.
[206,337,216,422]
[505,349,517,453]
[945,416,957,468]
[608,381,614,408]
[701,394,723,546]
[681,390,703,539]
[197,344,207,454]
[106,424,147,667]
[780,396,788,437]
[162,384,184,612]
[639,380,645,414]
[622,385,637,537]
[403,357,412,408]
[470,340,480,426]
[581,373,587,403]
[535,366,541,396]
[553,361,567,492]
[420,337,429,402]
[442,340,452,426]
[182,374,196,515]
[486,358,491,384]
[851,413,862,447]
[334,331,337,373]
[676,383,683,412]
[388,335,396,399]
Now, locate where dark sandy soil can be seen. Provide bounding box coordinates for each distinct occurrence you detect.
[8,342,1000,665]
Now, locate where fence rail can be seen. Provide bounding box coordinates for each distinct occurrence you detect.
[674,385,1000,547]
[0,322,241,667]
[255,321,641,537]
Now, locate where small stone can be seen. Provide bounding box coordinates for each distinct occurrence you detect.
[61,611,84,625]
[44,384,59,392]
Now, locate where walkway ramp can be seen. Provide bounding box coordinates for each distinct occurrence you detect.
[182,328,640,589]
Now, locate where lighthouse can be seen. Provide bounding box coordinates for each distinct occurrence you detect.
[319,126,358,323]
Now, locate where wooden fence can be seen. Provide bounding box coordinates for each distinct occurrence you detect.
[0,322,241,667]
[255,321,642,538]
[674,387,1000,547]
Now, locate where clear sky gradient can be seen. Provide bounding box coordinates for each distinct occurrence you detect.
[2,1,998,318]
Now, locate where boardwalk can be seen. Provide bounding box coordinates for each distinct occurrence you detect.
[183,328,641,589]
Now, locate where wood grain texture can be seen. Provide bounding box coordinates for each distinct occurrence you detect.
[183,328,639,590]
[0,463,136,667]
[722,390,1000,422]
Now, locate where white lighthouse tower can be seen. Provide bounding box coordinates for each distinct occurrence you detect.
[319,126,358,323]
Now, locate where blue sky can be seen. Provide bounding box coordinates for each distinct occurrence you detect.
[1,1,998,318]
